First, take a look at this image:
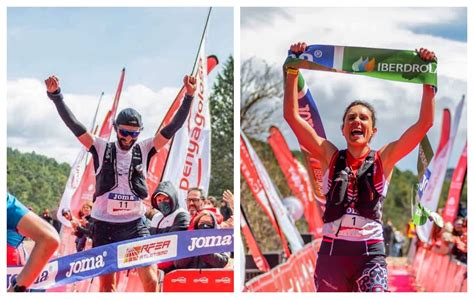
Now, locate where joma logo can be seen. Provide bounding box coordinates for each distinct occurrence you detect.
[65,251,106,278]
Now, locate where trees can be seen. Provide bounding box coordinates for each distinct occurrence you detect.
[241,58,283,138]
[7,148,70,213]
[208,56,234,197]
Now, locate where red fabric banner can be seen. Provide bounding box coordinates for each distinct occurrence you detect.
[244,240,321,292]
[267,126,323,236]
[240,207,271,272]
[442,142,467,224]
[240,134,291,257]
[163,269,233,292]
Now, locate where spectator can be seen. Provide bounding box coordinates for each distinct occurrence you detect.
[220,201,232,221]
[220,190,234,228]
[451,217,467,264]
[431,222,453,255]
[187,187,223,228]
[72,201,94,252]
[391,230,405,257]
[383,219,395,256]
[203,196,218,209]
[146,181,190,273]
[174,211,229,269]
[41,208,54,226]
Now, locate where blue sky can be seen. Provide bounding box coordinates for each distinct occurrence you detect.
[7,7,233,164]
[8,7,233,95]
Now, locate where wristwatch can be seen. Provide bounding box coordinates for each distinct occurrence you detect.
[286,68,299,75]
[11,277,27,292]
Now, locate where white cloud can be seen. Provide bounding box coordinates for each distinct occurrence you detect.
[7,78,179,165]
[241,7,467,172]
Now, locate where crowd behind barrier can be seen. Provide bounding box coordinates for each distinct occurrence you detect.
[8,187,234,292]
[412,246,467,292]
[244,239,321,292]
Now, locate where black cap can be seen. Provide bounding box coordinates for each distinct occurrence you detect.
[115,108,143,128]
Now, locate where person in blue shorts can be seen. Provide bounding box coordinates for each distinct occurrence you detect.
[7,192,60,292]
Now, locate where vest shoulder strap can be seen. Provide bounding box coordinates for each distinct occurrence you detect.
[333,149,348,174]
[104,142,116,164]
[357,150,376,178]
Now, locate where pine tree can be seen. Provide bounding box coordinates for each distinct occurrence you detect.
[209,56,234,197]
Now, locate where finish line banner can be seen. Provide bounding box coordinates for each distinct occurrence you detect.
[7,228,233,290]
[284,44,437,87]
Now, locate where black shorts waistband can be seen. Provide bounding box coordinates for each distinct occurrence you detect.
[318,236,385,256]
[91,217,144,227]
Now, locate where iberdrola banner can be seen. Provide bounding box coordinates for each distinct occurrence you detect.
[284,45,437,87]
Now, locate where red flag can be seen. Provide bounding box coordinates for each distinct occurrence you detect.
[267,126,323,236]
[240,134,292,257]
[241,207,271,272]
[442,142,467,224]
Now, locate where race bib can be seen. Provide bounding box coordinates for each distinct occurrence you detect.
[107,193,141,216]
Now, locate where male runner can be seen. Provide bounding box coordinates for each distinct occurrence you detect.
[45,74,196,292]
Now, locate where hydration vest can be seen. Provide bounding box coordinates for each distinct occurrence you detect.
[323,150,385,223]
[93,142,148,201]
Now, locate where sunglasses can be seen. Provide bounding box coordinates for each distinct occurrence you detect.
[119,128,141,138]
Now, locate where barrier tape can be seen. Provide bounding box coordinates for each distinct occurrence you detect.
[7,228,233,290]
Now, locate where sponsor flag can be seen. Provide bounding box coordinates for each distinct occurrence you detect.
[293,74,327,205]
[416,136,434,181]
[161,38,211,208]
[146,56,218,207]
[241,131,304,255]
[416,97,465,242]
[267,126,323,236]
[284,45,437,86]
[416,109,451,200]
[240,207,271,272]
[442,142,467,224]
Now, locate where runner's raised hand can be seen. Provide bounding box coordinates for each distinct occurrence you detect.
[290,42,307,55]
[184,75,197,96]
[417,48,437,62]
[45,75,60,93]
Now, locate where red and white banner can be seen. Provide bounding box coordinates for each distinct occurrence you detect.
[267,126,323,236]
[244,240,320,292]
[442,142,467,224]
[240,207,270,272]
[161,41,211,208]
[417,97,465,242]
[146,56,218,207]
[163,269,234,292]
[240,131,304,255]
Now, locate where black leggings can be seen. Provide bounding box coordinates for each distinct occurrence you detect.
[314,254,388,292]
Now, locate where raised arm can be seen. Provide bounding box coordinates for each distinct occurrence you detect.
[153,75,197,150]
[283,42,337,169]
[45,76,94,149]
[379,48,436,173]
